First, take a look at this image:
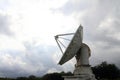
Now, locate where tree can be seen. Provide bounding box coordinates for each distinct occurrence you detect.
[60,71,73,76]
[28,75,36,80]
[16,77,28,80]
[92,62,120,79]
[42,72,73,80]
[42,73,63,80]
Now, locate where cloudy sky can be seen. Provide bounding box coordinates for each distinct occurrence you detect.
[0,0,120,78]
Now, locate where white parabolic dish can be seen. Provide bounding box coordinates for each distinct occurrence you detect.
[59,25,83,65]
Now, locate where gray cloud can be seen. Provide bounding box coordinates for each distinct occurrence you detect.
[0,45,58,78]
[82,0,120,67]
[23,42,63,73]
[58,0,95,15]
[0,40,63,78]
[0,14,13,36]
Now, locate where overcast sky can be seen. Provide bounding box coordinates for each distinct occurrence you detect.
[0,0,120,78]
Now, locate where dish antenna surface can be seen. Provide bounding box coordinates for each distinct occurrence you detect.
[55,25,83,65]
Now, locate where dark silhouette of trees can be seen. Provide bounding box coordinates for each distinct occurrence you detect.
[0,62,120,80]
[15,75,42,80]
[60,71,73,76]
[42,73,63,80]
[42,72,73,80]
[16,77,28,80]
[0,78,14,80]
[28,75,37,80]
[92,62,120,80]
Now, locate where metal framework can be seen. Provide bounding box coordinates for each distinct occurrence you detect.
[55,33,74,54]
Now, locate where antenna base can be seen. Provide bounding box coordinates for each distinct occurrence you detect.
[63,65,97,80]
[71,43,97,80]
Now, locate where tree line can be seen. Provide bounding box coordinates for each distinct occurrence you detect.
[0,61,120,80]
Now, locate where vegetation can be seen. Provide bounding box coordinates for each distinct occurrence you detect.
[0,62,120,80]
[92,62,120,80]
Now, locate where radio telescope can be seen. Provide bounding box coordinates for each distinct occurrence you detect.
[55,25,83,65]
[55,25,97,80]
